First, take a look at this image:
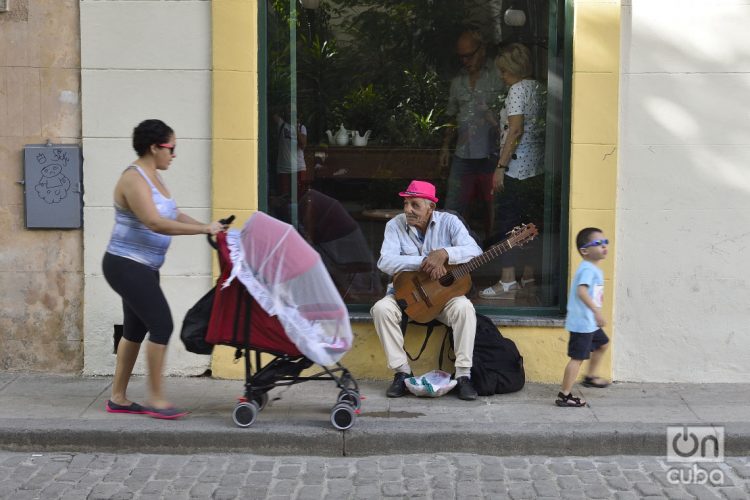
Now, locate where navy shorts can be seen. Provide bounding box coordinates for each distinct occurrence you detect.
[567,329,609,360]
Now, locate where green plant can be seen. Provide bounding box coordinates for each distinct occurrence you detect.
[297,33,340,142]
[378,69,447,147]
[339,84,386,137]
[270,0,485,146]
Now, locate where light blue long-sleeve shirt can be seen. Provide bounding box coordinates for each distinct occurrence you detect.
[377,211,482,294]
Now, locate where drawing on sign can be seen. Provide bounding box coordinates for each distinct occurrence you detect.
[34,149,71,204]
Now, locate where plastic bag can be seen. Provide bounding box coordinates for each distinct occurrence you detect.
[404,370,457,398]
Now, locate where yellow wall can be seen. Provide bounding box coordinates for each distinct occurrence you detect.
[210,0,259,375]
[566,0,621,381]
[210,0,621,382]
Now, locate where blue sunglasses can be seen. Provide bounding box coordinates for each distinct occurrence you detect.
[580,238,609,249]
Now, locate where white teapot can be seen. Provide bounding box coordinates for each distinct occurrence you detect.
[326,124,351,146]
[352,130,372,147]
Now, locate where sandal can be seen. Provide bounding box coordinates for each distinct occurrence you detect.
[582,376,610,388]
[143,406,189,420]
[479,281,519,300]
[555,391,587,407]
[105,400,147,414]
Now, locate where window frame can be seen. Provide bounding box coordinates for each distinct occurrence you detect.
[257,0,574,318]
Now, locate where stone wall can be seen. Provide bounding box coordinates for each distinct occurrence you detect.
[0,0,83,371]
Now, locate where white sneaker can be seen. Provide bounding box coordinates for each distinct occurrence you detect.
[479,281,519,300]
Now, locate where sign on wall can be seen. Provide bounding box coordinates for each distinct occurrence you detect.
[23,144,83,229]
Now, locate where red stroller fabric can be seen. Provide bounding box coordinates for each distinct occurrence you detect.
[205,231,302,356]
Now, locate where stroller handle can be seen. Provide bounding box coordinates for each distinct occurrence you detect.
[208,215,236,249]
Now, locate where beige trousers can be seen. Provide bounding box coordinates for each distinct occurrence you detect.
[370,294,477,378]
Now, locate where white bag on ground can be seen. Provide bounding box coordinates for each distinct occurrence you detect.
[404,370,457,397]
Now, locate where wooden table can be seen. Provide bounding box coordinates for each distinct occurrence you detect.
[308,146,445,181]
[360,208,402,221]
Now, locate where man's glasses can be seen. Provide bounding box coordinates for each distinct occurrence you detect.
[457,46,480,61]
[580,238,609,249]
[158,143,176,154]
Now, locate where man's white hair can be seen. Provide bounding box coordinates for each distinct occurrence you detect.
[413,198,436,210]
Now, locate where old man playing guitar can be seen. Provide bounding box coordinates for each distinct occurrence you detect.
[370,180,484,401]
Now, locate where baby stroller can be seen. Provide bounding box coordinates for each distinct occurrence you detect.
[204,212,360,430]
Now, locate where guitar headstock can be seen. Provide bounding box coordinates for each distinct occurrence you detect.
[507,223,539,247]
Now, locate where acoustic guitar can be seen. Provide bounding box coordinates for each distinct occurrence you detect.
[393,223,538,323]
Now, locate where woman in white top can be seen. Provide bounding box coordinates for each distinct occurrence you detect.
[480,43,546,300]
[273,107,308,201]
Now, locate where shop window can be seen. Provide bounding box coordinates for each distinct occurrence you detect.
[261,0,570,316]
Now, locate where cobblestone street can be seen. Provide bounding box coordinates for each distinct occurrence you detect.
[0,452,748,499]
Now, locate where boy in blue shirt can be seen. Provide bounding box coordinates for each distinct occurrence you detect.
[556,227,611,407]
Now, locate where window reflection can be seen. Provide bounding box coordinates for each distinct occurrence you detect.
[266,0,563,311]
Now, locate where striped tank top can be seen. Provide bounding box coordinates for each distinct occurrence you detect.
[106,165,178,270]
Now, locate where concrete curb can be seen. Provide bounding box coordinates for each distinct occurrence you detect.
[344,422,750,457]
[2,419,749,457]
[0,418,344,456]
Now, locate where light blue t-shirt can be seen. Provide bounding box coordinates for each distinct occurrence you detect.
[564,260,604,333]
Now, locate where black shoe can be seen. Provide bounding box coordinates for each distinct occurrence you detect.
[386,372,412,398]
[456,376,478,401]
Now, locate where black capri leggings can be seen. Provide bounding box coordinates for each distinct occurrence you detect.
[102,252,173,345]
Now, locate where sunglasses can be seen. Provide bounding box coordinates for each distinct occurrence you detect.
[580,238,609,249]
[158,143,176,154]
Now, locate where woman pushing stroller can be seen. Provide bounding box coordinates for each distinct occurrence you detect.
[102,119,227,419]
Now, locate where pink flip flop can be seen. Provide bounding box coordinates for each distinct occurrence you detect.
[143,406,189,420]
[105,400,147,414]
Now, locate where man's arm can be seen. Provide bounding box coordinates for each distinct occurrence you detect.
[420,249,449,280]
[439,79,460,167]
[439,127,457,167]
[441,215,483,264]
[376,220,424,276]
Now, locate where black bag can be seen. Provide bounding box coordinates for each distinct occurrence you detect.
[470,313,525,395]
[180,287,216,355]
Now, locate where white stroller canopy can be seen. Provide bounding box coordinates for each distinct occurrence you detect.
[224,212,353,365]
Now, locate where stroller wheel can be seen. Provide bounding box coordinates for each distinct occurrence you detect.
[252,392,270,411]
[330,402,356,431]
[232,401,259,428]
[337,389,361,410]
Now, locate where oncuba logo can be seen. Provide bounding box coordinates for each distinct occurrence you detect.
[667,426,724,463]
[666,426,725,486]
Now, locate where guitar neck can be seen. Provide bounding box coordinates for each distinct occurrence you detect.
[452,240,513,279]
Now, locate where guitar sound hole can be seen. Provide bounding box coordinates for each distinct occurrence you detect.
[439,273,455,287]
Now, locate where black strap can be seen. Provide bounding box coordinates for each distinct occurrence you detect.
[398,301,428,361]
[437,326,456,370]
[398,305,409,336]
[397,299,456,368]
[404,323,437,362]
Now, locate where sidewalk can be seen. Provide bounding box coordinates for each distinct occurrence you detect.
[0,373,748,457]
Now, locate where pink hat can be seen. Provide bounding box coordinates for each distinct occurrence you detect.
[398,180,439,203]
